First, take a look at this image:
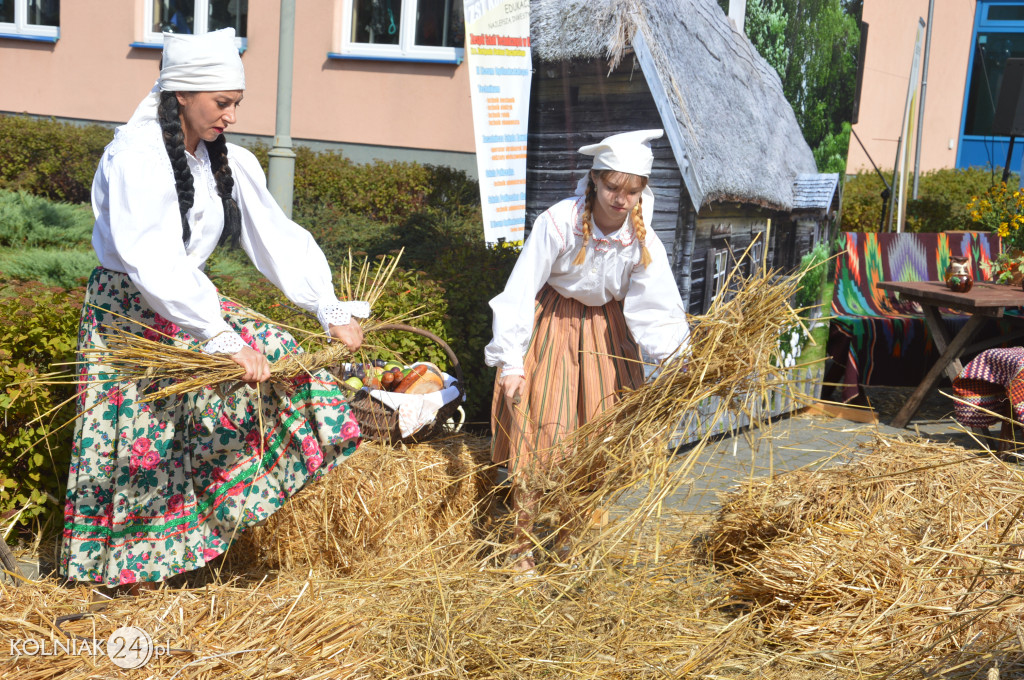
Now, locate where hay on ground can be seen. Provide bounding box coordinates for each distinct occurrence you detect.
[706,435,1024,675]
[227,433,495,575]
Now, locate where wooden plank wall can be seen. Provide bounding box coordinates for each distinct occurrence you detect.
[525,57,688,288]
[690,203,773,313]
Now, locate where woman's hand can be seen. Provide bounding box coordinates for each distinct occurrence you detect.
[230,345,272,383]
[329,319,364,351]
[500,374,526,407]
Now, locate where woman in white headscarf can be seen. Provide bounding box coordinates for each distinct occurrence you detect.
[61,29,368,591]
[485,130,690,574]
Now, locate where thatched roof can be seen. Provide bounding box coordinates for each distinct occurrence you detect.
[530,0,818,211]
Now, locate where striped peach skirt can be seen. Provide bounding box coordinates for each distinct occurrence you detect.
[490,285,644,480]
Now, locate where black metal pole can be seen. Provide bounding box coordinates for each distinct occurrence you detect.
[1003,135,1016,183]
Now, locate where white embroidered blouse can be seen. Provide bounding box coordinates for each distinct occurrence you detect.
[484,196,691,376]
[91,119,369,354]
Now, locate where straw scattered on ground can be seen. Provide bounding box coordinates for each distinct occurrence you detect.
[706,435,1024,677]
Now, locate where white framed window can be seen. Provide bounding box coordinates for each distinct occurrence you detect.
[0,0,60,42]
[335,0,465,64]
[141,0,247,48]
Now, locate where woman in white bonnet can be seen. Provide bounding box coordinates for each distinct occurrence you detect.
[61,29,368,593]
[486,130,690,574]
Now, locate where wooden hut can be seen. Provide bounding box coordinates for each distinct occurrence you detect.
[527,0,836,314]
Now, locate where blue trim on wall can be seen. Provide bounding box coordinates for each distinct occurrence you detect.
[327,51,462,65]
[0,31,58,43]
[130,41,247,54]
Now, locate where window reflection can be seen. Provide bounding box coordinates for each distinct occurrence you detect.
[154,0,195,33]
[352,0,400,45]
[209,0,247,38]
[415,0,463,48]
[27,0,58,26]
[0,0,14,23]
[965,33,1024,135]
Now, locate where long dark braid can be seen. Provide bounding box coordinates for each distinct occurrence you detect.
[157,91,194,245]
[206,134,241,248]
[156,91,242,248]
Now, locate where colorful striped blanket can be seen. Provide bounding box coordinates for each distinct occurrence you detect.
[827,231,1002,403]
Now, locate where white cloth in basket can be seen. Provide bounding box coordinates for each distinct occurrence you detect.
[367,364,462,438]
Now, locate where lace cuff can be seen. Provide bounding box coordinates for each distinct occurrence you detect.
[203,331,247,355]
[500,365,525,377]
[317,300,371,334]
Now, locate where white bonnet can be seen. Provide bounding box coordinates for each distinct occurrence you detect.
[159,28,245,92]
[579,129,663,176]
[125,28,245,128]
[574,129,663,228]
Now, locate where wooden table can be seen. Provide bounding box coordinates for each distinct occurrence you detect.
[875,280,1024,428]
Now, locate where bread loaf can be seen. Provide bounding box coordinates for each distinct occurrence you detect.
[403,364,445,394]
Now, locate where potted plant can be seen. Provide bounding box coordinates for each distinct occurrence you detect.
[967,182,1024,285]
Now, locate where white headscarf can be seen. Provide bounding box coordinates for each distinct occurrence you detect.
[126,28,245,128]
[574,129,664,228]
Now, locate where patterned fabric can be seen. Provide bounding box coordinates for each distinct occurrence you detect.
[490,284,644,480]
[828,231,1002,402]
[61,268,361,586]
[952,348,1024,428]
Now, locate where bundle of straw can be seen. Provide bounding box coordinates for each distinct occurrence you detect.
[73,251,417,403]
[227,433,495,575]
[511,267,810,558]
[706,436,1024,673]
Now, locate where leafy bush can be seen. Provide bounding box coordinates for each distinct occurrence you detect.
[841,167,1018,233]
[794,241,829,310]
[0,113,480,228]
[0,116,112,203]
[0,280,83,532]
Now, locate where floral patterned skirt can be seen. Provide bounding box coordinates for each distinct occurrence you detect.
[60,267,361,586]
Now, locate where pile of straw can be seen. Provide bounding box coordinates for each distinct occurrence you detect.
[227,433,495,575]
[707,436,1024,675]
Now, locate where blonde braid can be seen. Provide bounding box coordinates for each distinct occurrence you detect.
[572,179,596,266]
[632,196,653,268]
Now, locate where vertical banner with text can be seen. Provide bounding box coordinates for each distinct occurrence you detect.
[464,0,531,244]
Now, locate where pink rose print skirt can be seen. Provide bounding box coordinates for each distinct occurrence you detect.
[60,268,361,586]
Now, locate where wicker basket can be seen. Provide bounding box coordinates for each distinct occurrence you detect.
[338,323,465,444]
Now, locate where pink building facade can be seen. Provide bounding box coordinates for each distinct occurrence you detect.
[849,0,1024,175]
[0,0,478,173]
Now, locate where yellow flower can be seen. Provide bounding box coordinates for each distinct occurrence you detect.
[999,223,1010,237]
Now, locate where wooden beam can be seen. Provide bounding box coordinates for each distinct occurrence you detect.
[891,313,986,428]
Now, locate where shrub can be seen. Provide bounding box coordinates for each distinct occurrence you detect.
[0,249,98,289]
[0,280,83,533]
[841,167,1018,233]
[0,116,112,203]
[0,189,94,249]
[0,113,480,226]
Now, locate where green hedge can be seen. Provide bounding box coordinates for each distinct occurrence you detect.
[0,280,82,533]
[0,116,112,204]
[0,114,480,228]
[841,167,1020,233]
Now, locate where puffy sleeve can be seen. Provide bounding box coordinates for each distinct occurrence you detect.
[229,145,370,332]
[484,212,564,375]
[97,147,237,345]
[622,230,691,364]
